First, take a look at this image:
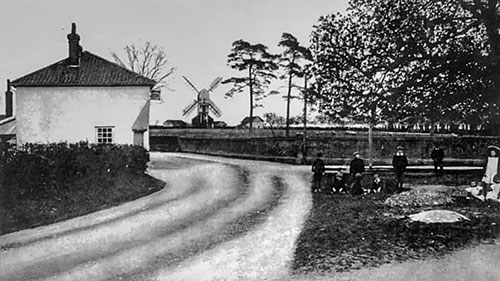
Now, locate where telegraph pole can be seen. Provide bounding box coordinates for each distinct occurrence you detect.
[302,74,308,164]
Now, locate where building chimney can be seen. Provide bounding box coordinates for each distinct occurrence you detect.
[67,23,82,66]
[5,79,13,117]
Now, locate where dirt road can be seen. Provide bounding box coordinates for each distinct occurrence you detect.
[2,152,499,281]
[0,152,312,281]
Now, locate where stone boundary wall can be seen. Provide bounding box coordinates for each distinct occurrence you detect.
[150,133,500,166]
[304,135,500,165]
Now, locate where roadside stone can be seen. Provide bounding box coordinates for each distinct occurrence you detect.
[384,189,455,207]
[409,210,470,223]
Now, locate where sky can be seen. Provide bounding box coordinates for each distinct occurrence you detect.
[0,0,349,126]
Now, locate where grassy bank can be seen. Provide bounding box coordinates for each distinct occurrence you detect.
[0,142,166,235]
[0,171,165,235]
[292,191,500,274]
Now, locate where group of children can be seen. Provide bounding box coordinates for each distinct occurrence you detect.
[325,171,383,195]
[311,152,384,195]
[313,145,500,198]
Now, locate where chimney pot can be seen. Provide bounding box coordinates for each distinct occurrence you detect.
[5,79,13,117]
[67,22,82,66]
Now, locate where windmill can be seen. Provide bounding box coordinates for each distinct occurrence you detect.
[182,76,223,128]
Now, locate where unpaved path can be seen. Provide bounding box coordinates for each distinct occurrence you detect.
[3,152,498,281]
[0,152,312,281]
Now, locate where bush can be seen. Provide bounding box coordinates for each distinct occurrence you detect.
[0,142,160,235]
[1,142,149,202]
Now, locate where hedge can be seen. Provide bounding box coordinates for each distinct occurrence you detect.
[0,142,149,202]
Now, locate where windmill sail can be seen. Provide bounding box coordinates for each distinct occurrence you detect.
[207,99,222,117]
[182,100,198,116]
[208,77,223,92]
[182,76,200,94]
[181,76,223,127]
[209,107,222,118]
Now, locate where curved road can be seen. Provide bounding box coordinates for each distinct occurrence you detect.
[0,152,313,281]
[2,153,499,281]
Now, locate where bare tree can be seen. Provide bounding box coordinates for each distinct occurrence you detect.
[111,42,175,91]
[263,112,286,137]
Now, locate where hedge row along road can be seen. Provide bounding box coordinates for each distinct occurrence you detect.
[0,152,313,281]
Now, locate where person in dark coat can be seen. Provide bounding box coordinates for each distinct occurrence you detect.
[431,144,445,176]
[311,153,325,193]
[349,152,365,195]
[392,146,408,191]
[351,173,364,195]
[350,151,365,176]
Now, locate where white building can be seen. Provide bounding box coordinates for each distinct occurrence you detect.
[9,23,155,149]
[239,116,265,129]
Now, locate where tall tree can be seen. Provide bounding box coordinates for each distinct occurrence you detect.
[223,40,278,133]
[277,33,312,137]
[310,0,489,164]
[111,42,175,92]
[312,0,487,124]
[457,0,500,132]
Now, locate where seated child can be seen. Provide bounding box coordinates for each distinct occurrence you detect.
[350,173,364,195]
[331,171,346,193]
[371,173,383,193]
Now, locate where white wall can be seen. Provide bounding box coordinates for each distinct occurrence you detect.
[16,86,150,149]
[242,121,264,129]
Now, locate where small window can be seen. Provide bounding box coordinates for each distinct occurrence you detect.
[150,90,161,101]
[96,126,114,144]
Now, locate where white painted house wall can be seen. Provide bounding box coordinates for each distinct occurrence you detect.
[16,86,150,149]
[241,120,265,129]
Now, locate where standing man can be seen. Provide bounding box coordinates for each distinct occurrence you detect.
[349,151,365,195]
[312,153,325,193]
[431,143,445,176]
[392,146,408,191]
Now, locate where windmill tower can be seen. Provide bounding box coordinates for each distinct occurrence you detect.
[182,76,223,128]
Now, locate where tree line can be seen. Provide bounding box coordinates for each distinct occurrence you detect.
[222,34,311,136]
[113,0,499,136]
[222,0,499,136]
[309,0,499,135]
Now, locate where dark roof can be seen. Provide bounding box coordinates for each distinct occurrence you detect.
[11,51,156,87]
[213,121,227,128]
[0,117,15,135]
[163,120,189,127]
[240,116,264,124]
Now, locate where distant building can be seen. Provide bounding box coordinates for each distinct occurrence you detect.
[213,121,227,128]
[163,119,189,128]
[192,114,214,128]
[8,23,155,148]
[239,116,265,129]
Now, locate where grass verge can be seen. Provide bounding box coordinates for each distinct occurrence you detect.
[0,171,165,235]
[292,191,500,274]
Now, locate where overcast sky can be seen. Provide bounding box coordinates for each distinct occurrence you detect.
[0,0,349,125]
